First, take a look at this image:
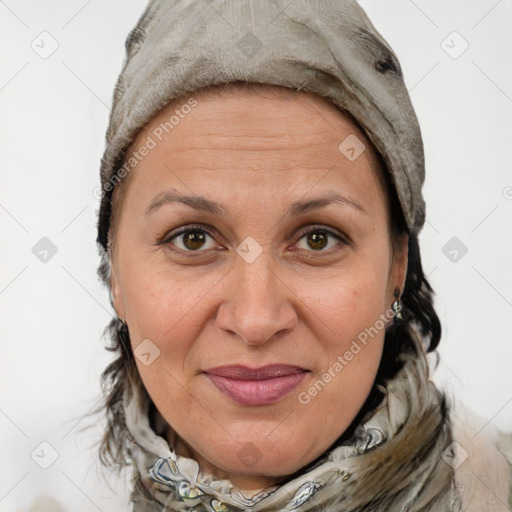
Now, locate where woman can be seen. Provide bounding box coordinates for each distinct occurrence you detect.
[92,0,512,511]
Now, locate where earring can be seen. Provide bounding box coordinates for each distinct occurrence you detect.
[392,287,402,323]
[120,317,127,326]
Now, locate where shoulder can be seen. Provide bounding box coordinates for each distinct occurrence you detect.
[447,397,512,511]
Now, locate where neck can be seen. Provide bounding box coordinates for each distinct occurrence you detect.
[167,426,286,495]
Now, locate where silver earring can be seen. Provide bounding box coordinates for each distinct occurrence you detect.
[120,317,127,326]
[392,288,402,323]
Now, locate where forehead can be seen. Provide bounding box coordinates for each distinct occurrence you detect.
[129,81,380,159]
[118,82,386,216]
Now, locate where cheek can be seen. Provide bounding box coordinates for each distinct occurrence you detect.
[295,257,389,415]
[306,259,390,342]
[121,266,213,422]
[121,261,220,361]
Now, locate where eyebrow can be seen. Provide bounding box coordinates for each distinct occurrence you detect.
[145,188,367,217]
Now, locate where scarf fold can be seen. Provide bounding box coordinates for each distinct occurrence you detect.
[123,332,462,511]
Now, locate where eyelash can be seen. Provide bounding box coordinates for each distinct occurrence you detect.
[161,223,349,255]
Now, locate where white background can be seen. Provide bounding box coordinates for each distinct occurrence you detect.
[0,1,511,510]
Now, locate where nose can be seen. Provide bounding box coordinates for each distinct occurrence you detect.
[215,251,297,346]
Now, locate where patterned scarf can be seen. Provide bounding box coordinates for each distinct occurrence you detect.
[122,332,462,511]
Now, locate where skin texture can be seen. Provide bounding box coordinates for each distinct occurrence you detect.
[109,83,408,493]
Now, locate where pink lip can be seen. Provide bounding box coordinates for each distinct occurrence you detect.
[203,364,309,405]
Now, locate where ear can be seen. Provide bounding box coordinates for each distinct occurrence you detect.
[109,257,126,321]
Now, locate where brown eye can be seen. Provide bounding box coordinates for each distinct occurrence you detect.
[168,227,216,252]
[296,227,346,252]
[181,230,207,250]
[306,230,328,250]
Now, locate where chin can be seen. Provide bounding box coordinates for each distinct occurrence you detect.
[203,433,315,478]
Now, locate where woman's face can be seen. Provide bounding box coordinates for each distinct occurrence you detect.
[110,84,408,491]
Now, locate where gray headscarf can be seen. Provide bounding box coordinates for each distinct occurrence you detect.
[93,1,465,511]
[96,0,426,253]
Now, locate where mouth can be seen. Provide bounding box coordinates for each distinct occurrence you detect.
[202,364,310,405]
